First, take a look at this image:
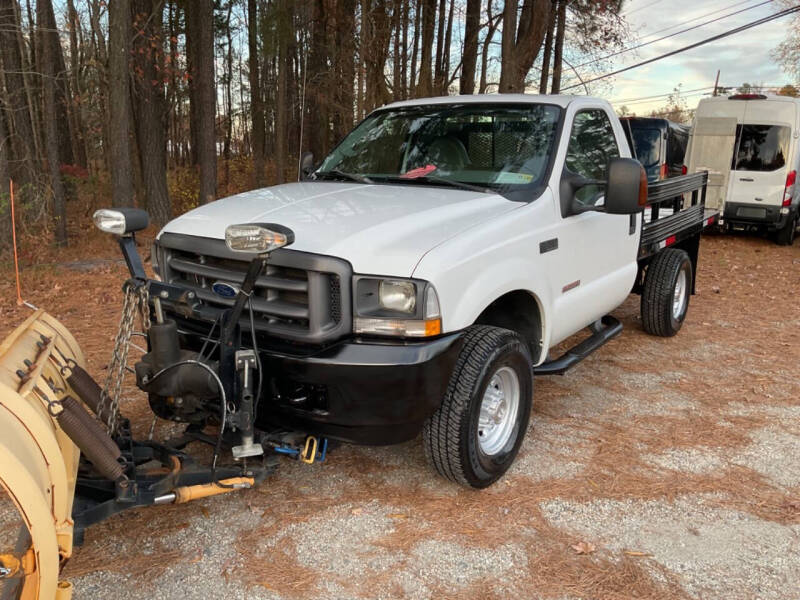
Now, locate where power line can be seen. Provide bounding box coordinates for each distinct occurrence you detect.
[635,0,764,40]
[610,86,714,105]
[562,6,800,92]
[625,0,667,16]
[574,0,775,70]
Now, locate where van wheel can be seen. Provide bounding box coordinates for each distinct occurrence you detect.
[641,248,692,337]
[775,213,797,246]
[423,325,533,489]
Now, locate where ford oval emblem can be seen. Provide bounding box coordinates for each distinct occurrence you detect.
[212,281,240,298]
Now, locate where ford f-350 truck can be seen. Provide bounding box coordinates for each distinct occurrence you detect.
[98,94,716,489]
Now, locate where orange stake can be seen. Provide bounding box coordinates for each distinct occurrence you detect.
[10,179,23,306]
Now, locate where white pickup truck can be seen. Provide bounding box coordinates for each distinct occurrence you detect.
[105,94,716,489]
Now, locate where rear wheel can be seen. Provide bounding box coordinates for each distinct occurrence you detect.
[423,325,533,488]
[775,213,797,246]
[641,248,692,337]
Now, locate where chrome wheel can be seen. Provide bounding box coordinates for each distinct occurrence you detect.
[477,366,520,456]
[672,269,687,321]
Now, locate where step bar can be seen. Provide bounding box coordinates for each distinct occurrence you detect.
[533,315,623,376]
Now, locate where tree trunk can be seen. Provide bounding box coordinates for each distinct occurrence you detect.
[187,0,217,204]
[0,0,37,185]
[186,4,199,166]
[539,6,555,94]
[499,0,518,93]
[416,0,435,96]
[131,0,171,226]
[400,0,408,98]
[66,0,88,168]
[36,0,75,166]
[223,0,233,177]
[248,0,265,186]
[479,1,499,93]
[275,0,288,184]
[551,0,566,94]
[511,0,551,91]
[460,0,480,95]
[392,0,401,100]
[38,0,68,245]
[108,0,135,208]
[440,0,454,94]
[409,0,421,93]
[433,0,445,92]
[0,105,11,251]
[308,0,329,159]
[334,0,356,140]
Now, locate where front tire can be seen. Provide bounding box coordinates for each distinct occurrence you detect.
[423,325,533,489]
[641,248,692,337]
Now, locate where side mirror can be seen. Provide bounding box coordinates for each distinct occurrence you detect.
[604,157,648,215]
[299,152,314,181]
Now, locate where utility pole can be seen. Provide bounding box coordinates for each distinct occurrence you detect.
[713,69,720,96]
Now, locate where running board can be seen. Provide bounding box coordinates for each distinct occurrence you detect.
[534,315,623,376]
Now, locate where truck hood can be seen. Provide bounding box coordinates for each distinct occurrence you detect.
[159,181,521,275]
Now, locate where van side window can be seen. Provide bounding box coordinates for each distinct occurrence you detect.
[565,109,620,205]
[732,124,791,172]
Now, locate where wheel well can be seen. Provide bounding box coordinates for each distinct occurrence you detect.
[474,291,542,362]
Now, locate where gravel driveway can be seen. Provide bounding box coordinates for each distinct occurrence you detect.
[2,233,798,599]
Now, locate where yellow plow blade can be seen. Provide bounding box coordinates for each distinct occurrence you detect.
[0,310,86,599]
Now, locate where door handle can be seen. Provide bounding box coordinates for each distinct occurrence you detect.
[739,177,754,182]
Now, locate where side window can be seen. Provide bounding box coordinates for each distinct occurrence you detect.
[565,109,620,206]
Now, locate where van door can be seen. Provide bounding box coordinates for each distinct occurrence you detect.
[686,117,738,213]
[728,99,794,212]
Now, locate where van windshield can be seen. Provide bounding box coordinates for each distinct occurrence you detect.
[630,128,661,167]
[316,103,562,199]
[732,124,791,172]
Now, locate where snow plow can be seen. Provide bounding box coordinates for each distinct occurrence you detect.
[0,209,325,599]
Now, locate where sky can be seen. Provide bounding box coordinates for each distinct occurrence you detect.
[596,0,795,115]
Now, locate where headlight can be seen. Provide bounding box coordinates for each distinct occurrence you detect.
[353,276,441,337]
[379,280,416,313]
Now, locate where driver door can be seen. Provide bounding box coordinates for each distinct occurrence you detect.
[550,108,639,345]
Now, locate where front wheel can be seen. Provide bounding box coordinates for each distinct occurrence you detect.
[423,325,533,488]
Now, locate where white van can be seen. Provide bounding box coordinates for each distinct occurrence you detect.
[685,94,799,245]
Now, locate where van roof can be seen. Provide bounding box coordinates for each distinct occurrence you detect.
[698,93,800,106]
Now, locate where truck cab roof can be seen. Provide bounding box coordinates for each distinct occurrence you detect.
[382,93,605,111]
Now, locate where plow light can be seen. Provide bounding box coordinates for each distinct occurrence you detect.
[225,223,295,254]
[93,208,149,235]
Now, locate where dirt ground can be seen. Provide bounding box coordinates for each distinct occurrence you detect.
[1,231,799,600]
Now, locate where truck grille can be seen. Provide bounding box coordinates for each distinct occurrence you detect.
[157,233,352,344]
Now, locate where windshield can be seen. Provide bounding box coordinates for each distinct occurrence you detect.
[630,127,662,168]
[316,103,562,198]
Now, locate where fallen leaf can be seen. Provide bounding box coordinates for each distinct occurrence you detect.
[387,513,408,520]
[351,507,363,515]
[199,506,210,519]
[571,541,596,555]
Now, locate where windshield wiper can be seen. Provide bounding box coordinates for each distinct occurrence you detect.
[314,169,373,184]
[391,174,493,194]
